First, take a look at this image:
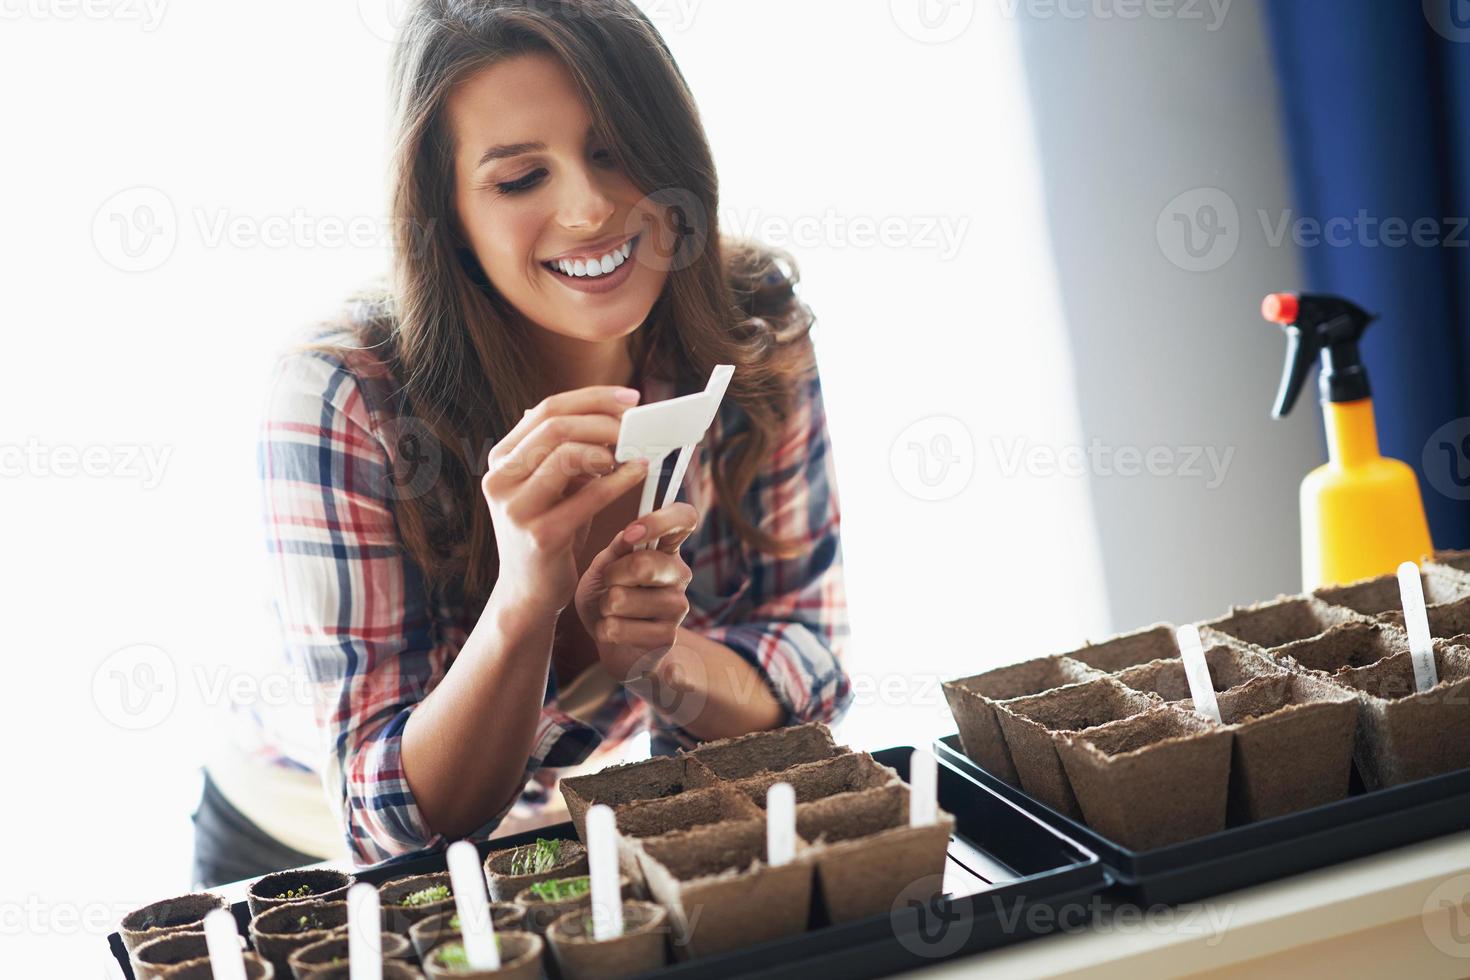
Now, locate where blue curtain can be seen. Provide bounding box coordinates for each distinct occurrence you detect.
[1265,0,1470,548]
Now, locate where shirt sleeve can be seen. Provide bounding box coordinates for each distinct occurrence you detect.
[259,352,600,866]
[657,359,854,748]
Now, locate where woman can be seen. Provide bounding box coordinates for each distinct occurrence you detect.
[193,0,851,884]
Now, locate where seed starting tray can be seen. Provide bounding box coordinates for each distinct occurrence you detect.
[935,733,1470,907]
[106,747,1107,980]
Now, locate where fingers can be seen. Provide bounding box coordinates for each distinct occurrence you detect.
[594,616,681,653]
[489,414,624,490]
[603,549,692,589]
[529,459,649,544]
[507,441,620,519]
[609,503,698,561]
[600,584,689,621]
[490,387,640,464]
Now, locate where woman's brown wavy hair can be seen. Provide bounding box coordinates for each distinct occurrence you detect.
[325,0,819,603]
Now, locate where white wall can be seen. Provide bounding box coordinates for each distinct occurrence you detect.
[1013,0,1320,629]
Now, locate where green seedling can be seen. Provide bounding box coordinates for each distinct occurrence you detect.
[276,884,314,900]
[509,838,564,877]
[400,884,451,907]
[526,875,590,903]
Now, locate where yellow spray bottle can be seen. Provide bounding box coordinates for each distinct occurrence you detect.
[1262,292,1433,590]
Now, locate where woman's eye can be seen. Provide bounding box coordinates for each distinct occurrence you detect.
[495,169,546,195]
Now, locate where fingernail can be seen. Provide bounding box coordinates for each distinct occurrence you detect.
[624,523,647,543]
[616,388,641,405]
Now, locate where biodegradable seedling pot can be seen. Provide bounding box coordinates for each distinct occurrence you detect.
[250,900,351,976]
[131,929,243,979]
[1056,707,1233,850]
[1199,595,1365,651]
[942,655,1103,785]
[560,755,720,840]
[612,785,764,890]
[1268,621,1408,677]
[421,930,543,980]
[409,904,526,961]
[246,869,355,920]
[1114,644,1283,703]
[546,899,668,980]
[1316,571,1470,617]
[1379,594,1470,640]
[1061,623,1180,674]
[1209,673,1359,823]
[683,720,849,780]
[379,872,455,932]
[512,873,632,935]
[729,751,899,806]
[293,962,423,980]
[796,783,955,926]
[120,892,230,956]
[634,817,813,961]
[483,838,587,902]
[287,930,413,979]
[993,678,1160,818]
[167,953,275,979]
[1332,643,1470,789]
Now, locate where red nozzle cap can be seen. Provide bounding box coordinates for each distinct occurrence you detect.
[1262,293,1299,325]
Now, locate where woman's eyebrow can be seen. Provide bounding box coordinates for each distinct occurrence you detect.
[474,125,597,170]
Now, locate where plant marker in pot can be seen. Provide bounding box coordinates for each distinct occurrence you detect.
[909,749,938,827]
[1178,625,1222,723]
[447,840,500,971]
[347,883,382,980]
[204,908,247,980]
[587,804,624,940]
[1399,562,1440,692]
[766,782,796,865]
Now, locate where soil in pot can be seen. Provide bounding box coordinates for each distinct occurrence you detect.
[409,903,526,961]
[560,755,720,840]
[942,655,1103,785]
[286,930,413,979]
[246,869,355,920]
[993,678,1160,818]
[421,930,542,980]
[1055,706,1232,850]
[546,899,668,980]
[120,892,229,956]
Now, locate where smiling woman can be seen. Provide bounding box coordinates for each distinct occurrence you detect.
[191,0,853,882]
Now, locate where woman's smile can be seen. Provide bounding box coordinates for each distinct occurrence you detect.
[541,233,641,295]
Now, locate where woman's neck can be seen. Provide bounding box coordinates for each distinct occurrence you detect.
[532,329,639,399]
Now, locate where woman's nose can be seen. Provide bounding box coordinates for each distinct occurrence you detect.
[555,165,616,231]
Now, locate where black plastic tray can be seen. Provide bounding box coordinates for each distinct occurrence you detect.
[107,746,1108,980]
[935,733,1470,906]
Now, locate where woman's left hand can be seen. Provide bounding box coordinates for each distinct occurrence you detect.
[574,502,698,683]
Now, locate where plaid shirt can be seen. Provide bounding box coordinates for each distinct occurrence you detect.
[254,331,852,867]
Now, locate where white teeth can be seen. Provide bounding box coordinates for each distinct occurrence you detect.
[549,237,635,278]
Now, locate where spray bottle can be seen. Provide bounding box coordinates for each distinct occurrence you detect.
[1262,292,1433,590]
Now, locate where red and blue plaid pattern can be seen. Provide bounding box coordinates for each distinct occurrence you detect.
[253,332,852,867]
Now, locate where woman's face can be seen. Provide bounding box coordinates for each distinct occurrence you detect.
[447,52,673,345]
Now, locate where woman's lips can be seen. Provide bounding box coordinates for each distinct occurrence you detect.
[543,234,640,295]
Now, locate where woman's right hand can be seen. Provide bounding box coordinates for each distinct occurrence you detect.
[481,385,650,618]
